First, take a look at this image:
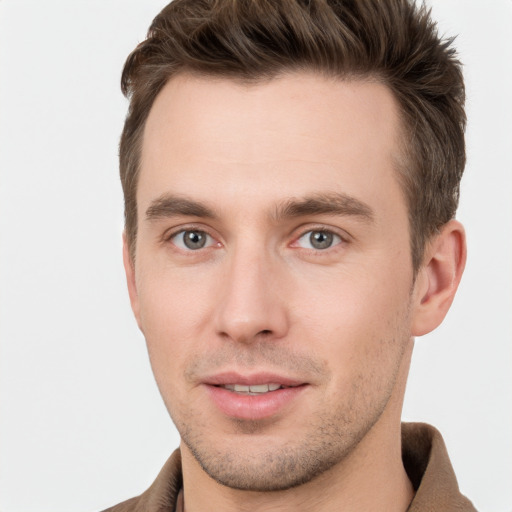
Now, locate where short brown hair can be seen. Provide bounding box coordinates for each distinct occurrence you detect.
[120,0,465,271]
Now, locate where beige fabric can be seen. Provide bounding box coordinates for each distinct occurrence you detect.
[102,422,476,511]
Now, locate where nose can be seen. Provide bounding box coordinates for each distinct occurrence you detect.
[213,247,289,344]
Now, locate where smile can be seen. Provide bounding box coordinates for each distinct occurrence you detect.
[218,383,294,395]
[205,376,307,420]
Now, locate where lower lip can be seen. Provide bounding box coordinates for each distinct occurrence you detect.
[204,385,307,420]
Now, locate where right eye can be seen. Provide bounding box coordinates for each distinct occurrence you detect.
[169,230,216,251]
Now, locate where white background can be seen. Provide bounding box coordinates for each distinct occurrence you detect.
[0,1,511,511]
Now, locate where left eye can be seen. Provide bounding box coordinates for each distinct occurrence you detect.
[296,230,342,250]
[170,230,215,250]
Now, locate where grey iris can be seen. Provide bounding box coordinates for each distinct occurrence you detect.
[184,231,207,249]
[310,231,333,249]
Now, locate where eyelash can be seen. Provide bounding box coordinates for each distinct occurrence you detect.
[163,225,349,253]
[164,226,219,251]
[291,226,348,252]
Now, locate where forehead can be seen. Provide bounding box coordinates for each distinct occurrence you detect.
[139,72,405,220]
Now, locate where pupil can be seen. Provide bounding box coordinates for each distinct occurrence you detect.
[184,231,206,249]
[310,231,333,249]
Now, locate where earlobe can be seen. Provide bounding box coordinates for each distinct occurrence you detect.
[411,220,466,336]
[122,232,143,330]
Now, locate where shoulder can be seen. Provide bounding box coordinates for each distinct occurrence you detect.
[100,450,182,512]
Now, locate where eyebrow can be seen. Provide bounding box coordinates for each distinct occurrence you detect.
[145,194,217,221]
[273,192,375,222]
[145,191,374,223]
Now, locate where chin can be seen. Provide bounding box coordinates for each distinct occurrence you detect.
[178,416,371,493]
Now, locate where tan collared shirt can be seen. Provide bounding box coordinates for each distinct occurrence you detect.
[102,422,477,511]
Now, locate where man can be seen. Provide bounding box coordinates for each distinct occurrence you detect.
[105,0,475,510]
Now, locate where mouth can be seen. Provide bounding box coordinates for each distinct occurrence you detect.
[203,373,308,420]
[216,383,298,395]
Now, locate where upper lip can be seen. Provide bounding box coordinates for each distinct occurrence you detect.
[202,371,305,387]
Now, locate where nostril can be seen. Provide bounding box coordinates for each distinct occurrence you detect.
[259,329,272,336]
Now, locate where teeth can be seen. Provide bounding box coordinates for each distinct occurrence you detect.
[249,384,270,393]
[222,383,283,394]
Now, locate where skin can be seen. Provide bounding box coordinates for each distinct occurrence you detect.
[124,72,466,511]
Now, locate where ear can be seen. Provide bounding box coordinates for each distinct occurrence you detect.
[122,232,143,331]
[411,220,466,336]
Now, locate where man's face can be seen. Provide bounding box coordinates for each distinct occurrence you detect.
[128,72,422,490]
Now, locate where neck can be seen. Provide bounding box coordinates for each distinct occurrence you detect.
[181,341,415,512]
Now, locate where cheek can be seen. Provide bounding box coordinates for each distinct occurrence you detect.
[135,264,215,370]
[297,259,410,326]
[292,262,413,376]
